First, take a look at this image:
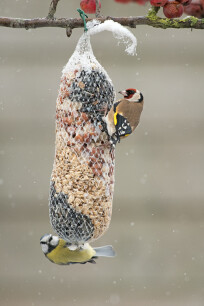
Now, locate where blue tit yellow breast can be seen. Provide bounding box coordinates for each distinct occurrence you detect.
[46,239,96,265]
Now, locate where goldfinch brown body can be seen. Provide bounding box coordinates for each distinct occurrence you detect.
[104,88,144,144]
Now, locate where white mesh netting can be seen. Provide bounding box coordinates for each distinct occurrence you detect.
[49,21,137,247]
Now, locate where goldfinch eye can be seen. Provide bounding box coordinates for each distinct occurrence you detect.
[127,90,136,95]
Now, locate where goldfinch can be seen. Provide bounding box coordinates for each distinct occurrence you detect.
[104,88,144,145]
[40,234,115,265]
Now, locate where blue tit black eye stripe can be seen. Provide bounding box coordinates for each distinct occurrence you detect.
[48,236,52,243]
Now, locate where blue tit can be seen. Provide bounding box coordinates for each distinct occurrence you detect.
[40,234,116,265]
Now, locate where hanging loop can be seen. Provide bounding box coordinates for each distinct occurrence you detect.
[77,9,88,32]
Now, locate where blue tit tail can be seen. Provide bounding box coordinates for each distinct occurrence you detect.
[93,245,116,257]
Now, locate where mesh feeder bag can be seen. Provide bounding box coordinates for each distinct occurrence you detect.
[49,21,137,247]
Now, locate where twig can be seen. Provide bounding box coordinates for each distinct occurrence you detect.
[0,15,204,32]
[148,5,160,16]
[47,0,60,19]
[95,0,101,18]
[66,26,72,37]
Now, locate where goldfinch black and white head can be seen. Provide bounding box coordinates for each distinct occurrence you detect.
[119,88,143,102]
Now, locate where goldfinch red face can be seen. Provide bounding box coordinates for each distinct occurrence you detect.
[119,88,142,102]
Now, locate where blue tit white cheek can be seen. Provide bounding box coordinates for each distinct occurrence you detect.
[50,236,59,246]
[41,244,49,254]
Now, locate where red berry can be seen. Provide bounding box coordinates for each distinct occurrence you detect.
[179,0,192,5]
[184,0,204,17]
[80,0,101,14]
[163,1,184,17]
[132,0,150,4]
[114,0,132,3]
[150,0,168,6]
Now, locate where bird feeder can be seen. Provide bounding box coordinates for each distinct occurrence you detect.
[49,18,137,247]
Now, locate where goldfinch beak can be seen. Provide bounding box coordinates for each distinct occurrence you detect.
[118,90,127,97]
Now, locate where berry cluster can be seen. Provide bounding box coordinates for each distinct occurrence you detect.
[115,0,203,18]
[80,0,204,19]
[150,0,192,18]
[115,0,149,4]
[184,0,204,18]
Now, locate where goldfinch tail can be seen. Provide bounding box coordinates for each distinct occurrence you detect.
[93,245,116,257]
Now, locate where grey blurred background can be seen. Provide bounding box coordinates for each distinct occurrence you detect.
[1,0,204,305]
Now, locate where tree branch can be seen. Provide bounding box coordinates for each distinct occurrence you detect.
[47,0,60,19]
[0,15,204,32]
[95,0,102,18]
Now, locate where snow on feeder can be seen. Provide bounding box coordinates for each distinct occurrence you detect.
[49,20,137,248]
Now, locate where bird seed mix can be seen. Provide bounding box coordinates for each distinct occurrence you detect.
[49,33,116,246]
